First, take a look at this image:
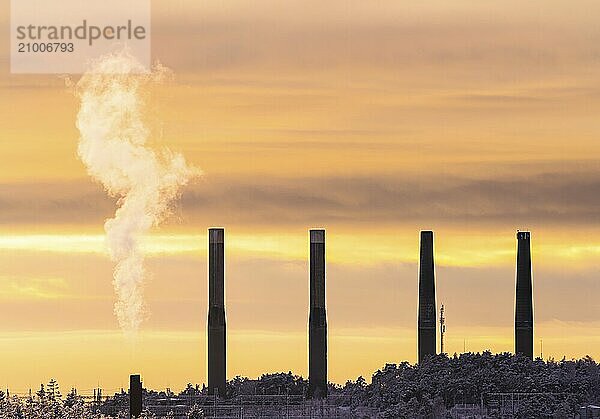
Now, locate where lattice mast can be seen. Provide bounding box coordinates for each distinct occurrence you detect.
[440,304,446,354]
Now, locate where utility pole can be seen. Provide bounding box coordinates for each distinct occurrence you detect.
[439,304,446,354]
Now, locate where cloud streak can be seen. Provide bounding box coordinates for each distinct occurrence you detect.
[3,171,600,226]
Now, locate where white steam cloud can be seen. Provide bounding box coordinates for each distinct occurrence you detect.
[75,51,198,335]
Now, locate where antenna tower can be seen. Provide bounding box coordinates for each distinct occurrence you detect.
[440,304,446,354]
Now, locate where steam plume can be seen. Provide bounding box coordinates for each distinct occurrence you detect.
[75,51,197,334]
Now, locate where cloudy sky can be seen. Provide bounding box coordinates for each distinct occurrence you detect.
[1,0,600,393]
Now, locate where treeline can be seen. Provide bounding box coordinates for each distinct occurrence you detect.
[334,352,600,417]
[1,352,599,418]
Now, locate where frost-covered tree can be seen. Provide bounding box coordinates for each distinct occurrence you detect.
[187,403,204,418]
[47,379,61,402]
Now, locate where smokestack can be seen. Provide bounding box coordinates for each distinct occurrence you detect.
[208,228,226,397]
[129,374,142,418]
[418,230,436,363]
[308,229,327,398]
[515,231,534,359]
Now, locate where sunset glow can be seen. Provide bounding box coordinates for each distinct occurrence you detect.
[1,0,600,395]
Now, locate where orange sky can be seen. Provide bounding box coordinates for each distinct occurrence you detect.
[1,0,600,394]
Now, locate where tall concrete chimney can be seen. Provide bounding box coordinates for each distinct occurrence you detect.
[418,230,436,363]
[208,228,226,397]
[129,374,142,418]
[308,229,327,398]
[515,231,533,359]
